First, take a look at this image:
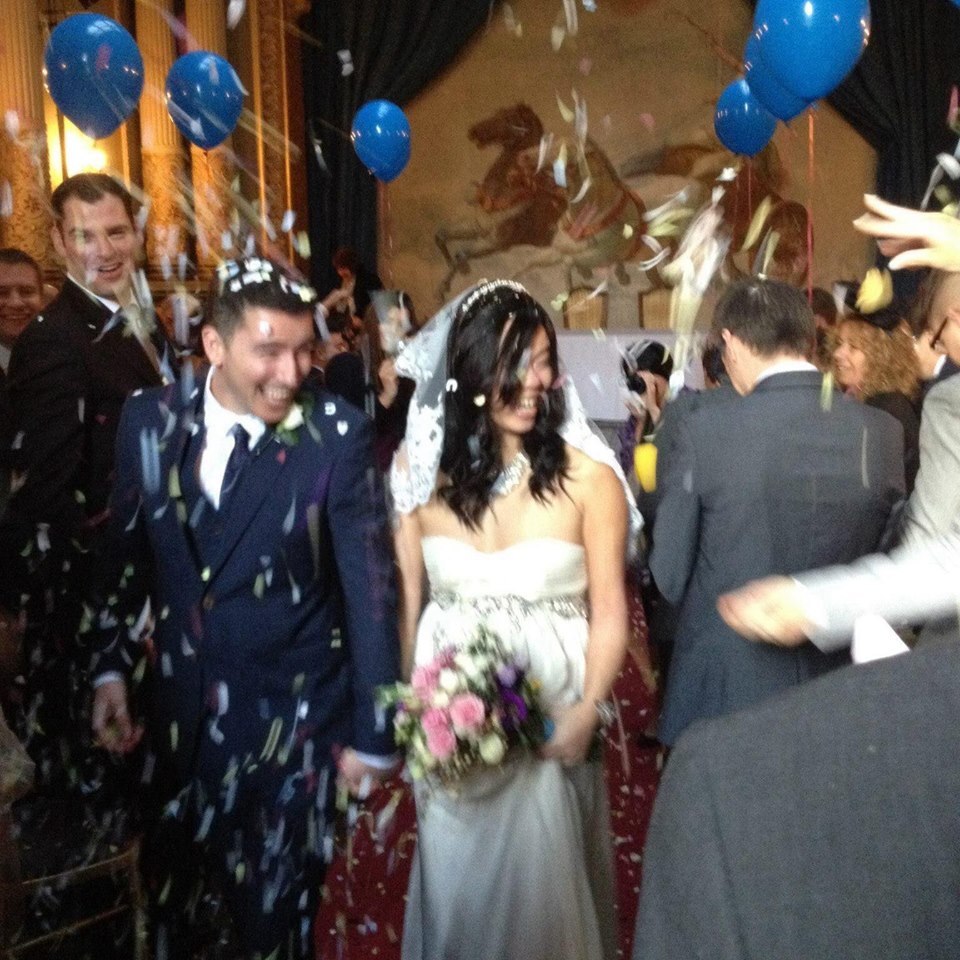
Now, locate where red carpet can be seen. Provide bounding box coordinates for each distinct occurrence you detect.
[315,655,661,959]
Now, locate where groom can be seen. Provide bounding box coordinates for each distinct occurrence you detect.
[90,257,399,958]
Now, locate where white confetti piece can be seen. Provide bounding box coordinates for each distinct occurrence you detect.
[281,209,296,233]
[227,0,246,28]
[336,420,348,435]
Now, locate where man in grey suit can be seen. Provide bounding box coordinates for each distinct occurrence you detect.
[900,271,960,548]
[650,278,904,745]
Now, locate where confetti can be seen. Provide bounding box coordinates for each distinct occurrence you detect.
[227,0,246,28]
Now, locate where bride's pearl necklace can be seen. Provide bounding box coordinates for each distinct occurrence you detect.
[491,450,530,497]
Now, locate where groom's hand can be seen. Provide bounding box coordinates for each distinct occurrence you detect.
[337,747,398,798]
[92,679,143,754]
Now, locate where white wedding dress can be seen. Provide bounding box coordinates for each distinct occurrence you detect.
[401,535,617,960]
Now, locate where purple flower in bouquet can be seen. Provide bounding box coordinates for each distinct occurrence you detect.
[499,687,529,731]
[496,663,518,687]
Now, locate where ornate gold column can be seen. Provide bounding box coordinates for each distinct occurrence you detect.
[185,0,234,274]
[246,0,310,262]
[0,0,52,265]
[136,0,189,272]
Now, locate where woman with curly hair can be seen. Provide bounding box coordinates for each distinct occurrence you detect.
[832,305,921,491]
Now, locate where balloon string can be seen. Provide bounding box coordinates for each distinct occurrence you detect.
[312,116,352,143]
[381,182,395,287]
[806,107,815,303]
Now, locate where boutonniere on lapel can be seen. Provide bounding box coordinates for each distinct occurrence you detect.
[274,392,316,447]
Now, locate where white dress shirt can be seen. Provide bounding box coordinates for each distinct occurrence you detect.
[199,369,267,509]
[753,359,818,387]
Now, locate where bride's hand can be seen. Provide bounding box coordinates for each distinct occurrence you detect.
[539,701,600,766]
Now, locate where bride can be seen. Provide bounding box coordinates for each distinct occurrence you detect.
[391,279,637,960]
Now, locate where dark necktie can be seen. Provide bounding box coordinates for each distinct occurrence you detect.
[219,423,251,510]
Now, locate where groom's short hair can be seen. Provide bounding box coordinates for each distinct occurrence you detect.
[712,277,815,359]
[208,257,317,339]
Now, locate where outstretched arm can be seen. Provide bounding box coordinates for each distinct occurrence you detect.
[718,524,960,651]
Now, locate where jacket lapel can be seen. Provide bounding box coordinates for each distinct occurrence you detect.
[64,277,167,388]
[162,375,208,576]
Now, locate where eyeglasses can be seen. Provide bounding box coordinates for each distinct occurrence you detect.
[930,313,952,350]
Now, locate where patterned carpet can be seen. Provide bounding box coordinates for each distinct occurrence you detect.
[315,655,662,959]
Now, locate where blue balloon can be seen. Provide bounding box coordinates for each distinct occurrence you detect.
[743,34,810,122]
[43,13,144,140]
[351,100,411,183]
[714,79,777,157]
[165,52,245,151]
[753,0,871,101]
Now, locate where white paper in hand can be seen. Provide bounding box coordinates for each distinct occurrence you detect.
[850,614,909,664]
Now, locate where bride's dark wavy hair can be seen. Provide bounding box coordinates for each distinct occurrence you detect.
[438,283,568,528]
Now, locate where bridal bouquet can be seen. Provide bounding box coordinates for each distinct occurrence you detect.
[378,626,549,785]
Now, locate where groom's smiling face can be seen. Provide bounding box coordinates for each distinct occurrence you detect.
[203,305,316,424]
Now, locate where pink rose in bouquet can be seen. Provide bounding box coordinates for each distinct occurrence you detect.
[426,724,457,761]
[449,693,486,734]
[411,664,440,699]
[421,707,451,734]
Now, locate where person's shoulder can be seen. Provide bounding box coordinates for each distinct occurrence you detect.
[124,381,182,420]
[926,369,960,406]
[563,444,624,500]
[302,382,370,436]
[681,641,960,775]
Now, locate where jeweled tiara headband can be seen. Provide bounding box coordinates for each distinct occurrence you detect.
[457,278,529,317]
[216,257,316,303]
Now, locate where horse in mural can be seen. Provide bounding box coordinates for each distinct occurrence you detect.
[435,103,655,298]
[435,103,810,300]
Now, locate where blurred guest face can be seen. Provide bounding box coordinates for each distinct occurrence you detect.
[0,262,42,347]
[203,306,315,424]
[52,194,142,299]
[833,321,868,394]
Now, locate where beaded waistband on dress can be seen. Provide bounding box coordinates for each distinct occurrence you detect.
[429,591,587,619]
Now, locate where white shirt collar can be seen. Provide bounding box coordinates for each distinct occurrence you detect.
[0,342,11,374]
[203,368,268,448]
[66,273,121,314]
[753,359,818,387]
[934,354,947,379]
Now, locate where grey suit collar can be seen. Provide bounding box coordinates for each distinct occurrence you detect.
[750,369,827,394]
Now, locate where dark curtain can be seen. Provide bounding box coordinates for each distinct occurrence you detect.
[300,1,494,296]
[746,1,960,294]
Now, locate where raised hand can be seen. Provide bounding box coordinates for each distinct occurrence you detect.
[853,194,960,272]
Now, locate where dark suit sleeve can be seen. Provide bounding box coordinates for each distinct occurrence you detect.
[326,415,399,756]
[88,394,154,683]
[0,319,87,608]
[6,317,88,534]
[649,416,702,604]
[632,734,747,960]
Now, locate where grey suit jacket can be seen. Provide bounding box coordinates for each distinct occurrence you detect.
[900,372,960,547]
[650,370,904,744]
[634,640,960,960]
